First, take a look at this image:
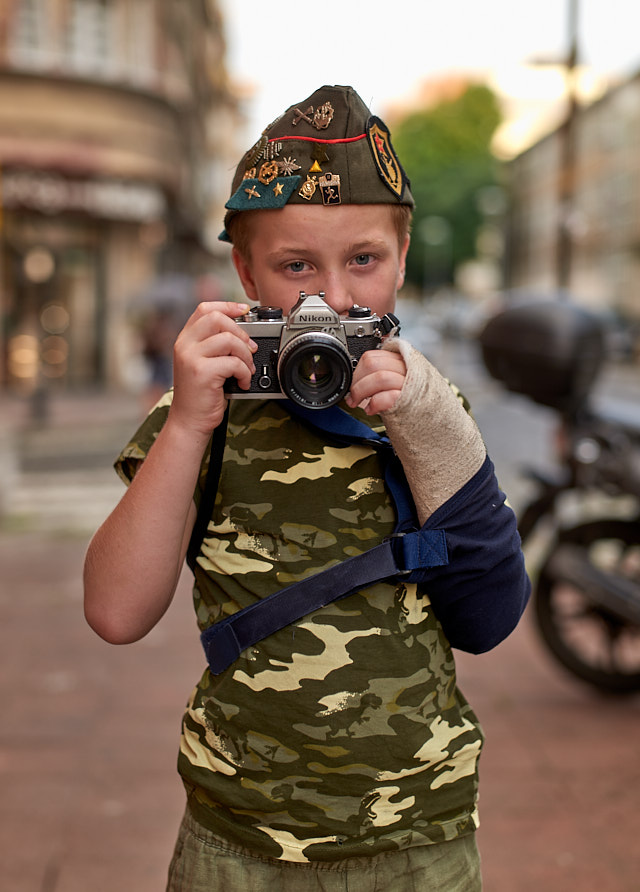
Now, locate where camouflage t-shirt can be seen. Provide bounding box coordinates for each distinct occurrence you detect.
[116,395,484,863]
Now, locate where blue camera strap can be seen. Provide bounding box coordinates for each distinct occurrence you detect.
[196,400,449,675]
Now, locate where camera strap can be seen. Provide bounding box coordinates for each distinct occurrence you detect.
[193,400,449,675]
[186,403,230,571]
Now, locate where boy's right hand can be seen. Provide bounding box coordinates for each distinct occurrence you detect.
[170,301,257,437]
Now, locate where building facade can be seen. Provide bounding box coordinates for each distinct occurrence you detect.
[0,0,238,395]
[506,71,640,323]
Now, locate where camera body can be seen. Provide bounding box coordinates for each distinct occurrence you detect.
[224,292,399,409]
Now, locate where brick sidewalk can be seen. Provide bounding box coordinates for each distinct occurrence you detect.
[1,531,639,891]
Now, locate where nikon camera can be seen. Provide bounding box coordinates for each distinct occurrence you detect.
[224,292,400,410]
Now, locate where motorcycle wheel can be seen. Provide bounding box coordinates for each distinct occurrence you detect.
[534,518,640,694]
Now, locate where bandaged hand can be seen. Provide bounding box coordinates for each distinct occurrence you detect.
[380,339,486,525]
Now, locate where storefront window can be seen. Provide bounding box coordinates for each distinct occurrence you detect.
[2,234,103,393]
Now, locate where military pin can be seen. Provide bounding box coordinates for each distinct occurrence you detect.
[263,140,282,161]
[319,173,341,206]
[299,175,318,200]
[311,143,330,165]
[278,156,301,176]
[246,134,268,167]
[258,161,279,185]
[313,102,334,130]
[292,105,314,126]
[244,184,261,201]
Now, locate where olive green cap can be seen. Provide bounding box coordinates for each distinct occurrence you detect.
[219,84,414,242]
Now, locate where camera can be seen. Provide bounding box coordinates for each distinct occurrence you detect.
[224,292,400,410]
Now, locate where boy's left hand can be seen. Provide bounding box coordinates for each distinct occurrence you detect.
[346,348,407,415]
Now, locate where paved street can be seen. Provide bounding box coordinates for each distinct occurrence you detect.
[2,531,639,892]
[1,332,639,891]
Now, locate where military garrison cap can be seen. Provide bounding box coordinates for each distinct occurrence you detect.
[220,84,414,242]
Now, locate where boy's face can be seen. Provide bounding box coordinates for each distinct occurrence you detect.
[232,204,410,319]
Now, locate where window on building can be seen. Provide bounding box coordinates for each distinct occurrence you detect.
[64,0,114,76]
[8,0,52,69]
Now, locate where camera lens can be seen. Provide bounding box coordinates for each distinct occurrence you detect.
[298,353,333,388]
[278,332,352,409]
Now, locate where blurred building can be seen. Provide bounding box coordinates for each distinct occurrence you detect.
[505,70,640,324]
[0,0,239,395]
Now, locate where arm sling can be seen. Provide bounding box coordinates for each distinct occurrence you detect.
[186,401,452,675]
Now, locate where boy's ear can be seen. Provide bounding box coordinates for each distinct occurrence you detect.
[397,234,410,290]
[232,247,259,302]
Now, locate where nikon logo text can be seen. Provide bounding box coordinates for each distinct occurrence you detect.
[299,314,333,323]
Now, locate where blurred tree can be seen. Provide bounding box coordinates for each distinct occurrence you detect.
[393,84,503,290]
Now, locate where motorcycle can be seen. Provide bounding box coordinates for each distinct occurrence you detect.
[479,300,640,694]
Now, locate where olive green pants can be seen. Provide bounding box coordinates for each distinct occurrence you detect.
[166,808,482,891]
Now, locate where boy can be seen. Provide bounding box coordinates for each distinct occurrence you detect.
[84,85,529,891]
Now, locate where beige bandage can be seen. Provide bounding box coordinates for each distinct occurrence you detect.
[381,338,486,525]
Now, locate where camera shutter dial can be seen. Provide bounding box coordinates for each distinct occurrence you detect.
[347,306,372,318]
[257,307,283,320]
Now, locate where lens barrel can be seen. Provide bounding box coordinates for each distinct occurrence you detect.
[277,331,352,409]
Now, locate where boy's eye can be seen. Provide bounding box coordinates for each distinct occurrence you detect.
[286,260,308,273]
[353,254,373,266]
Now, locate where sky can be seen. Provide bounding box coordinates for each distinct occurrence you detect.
[219,0,639,156]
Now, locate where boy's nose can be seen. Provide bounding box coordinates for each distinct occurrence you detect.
[321,276,353,315]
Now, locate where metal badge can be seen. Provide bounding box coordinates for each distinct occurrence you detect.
[278,156,301,176]
[244,184,261,201]
[299,175,318,200]
[292,105,314,126]
[313,102,334,129]
[258,161,279,185]
[245,134,268,167]
[244,134,281,176]
[319,173,341,206]
[292,101,335,130]
[311,143,330,165]
[263,140,282,161]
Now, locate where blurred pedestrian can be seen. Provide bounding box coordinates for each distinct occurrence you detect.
[139,308,177,408]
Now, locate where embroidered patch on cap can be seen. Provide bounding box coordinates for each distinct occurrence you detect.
[367,116,406,199]
[225,176,301,211]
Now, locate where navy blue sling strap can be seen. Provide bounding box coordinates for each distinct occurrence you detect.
[189,400,450,675]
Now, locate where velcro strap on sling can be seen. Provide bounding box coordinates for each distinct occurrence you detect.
[201,527,448,675]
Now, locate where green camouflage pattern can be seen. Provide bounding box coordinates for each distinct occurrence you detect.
[116,396,484,863]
